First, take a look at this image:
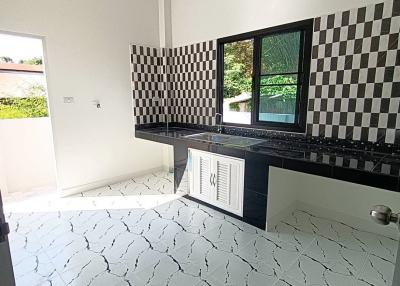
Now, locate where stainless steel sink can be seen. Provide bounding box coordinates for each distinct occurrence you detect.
[184,132,264,147]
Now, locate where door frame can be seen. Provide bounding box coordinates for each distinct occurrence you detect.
[393,239,400,286]
[0,191,16,286]
[0,29,59,196]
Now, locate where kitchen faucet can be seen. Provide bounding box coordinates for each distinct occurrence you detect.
[215,113,223,133]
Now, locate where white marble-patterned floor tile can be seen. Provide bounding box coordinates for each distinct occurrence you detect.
[152,198,228,235]
[150,198,185,218]
[200,216,259,253]
[40,273,66,286]
[269,222,315,251]
[16,271,66,286]
[97,231,157,263]
[134,255,207,286]
[234,221,315,274]
[110,239,168,273]
[12,250,64,286]
[169,235,233,279]
[76,271,131,286]
[354,277,388,286]
[57,254,111,286]
[347,230,398,264]
[205,253,280,286]
[281,209,335,238]
[131,172,174,195]
[282,210,399,265]
[301,235,368,278]
[195,279,224,286]
[76,185,114,197]
[236,233,305,273]
[7,212,39,233]
[357,253,396,286]
[121,208,160,231]
[273,274,307,286]
[5,171,398,286]
[72,171,175,198]
[284,253,359,286]
[30,213,77,245]
[320,220,399,262]
[143,218,201,253]
[8,229,44,255]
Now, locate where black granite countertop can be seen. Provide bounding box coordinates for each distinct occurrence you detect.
[136,124,400,192]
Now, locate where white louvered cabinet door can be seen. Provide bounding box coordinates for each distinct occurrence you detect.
[189,149,244,217]
[189,149,212,201]
[212,155,244,217]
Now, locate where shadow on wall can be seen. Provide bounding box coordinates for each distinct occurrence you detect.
[0,117,57,194]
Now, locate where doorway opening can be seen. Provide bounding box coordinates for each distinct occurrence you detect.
[0,32,57,203]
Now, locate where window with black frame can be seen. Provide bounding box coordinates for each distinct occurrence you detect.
[218,20,313,132]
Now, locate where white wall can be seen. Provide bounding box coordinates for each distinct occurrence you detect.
[0,0,166,193]
[0,141,8,195]
[158,0,173,48]
[0,118,57,193]
[267,167,298,227]
[171,0,383,47]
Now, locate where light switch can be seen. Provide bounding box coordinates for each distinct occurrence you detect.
[63,97,74,104]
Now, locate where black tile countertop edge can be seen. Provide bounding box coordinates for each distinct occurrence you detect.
[136,122,400,154]
[135,125,400,192]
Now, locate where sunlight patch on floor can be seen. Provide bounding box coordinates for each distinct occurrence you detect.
[3,171,178,213]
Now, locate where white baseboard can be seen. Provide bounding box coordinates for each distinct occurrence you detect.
[60,167,165,197]
[296,201,400,240]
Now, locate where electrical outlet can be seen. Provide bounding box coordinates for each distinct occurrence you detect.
[63,97,74,104]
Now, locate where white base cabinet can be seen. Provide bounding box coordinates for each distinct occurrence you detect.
[188,149,244,217]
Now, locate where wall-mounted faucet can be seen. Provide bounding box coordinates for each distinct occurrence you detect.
[215,113,223,133]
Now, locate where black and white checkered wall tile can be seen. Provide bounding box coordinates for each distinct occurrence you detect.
[169,40,217,125]
[307,0,400,143]
[131,45,165,125]
[131,42,216,126]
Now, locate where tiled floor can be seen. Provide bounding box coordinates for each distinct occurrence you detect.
[4,172,399,286]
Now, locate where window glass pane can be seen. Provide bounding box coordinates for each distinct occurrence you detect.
[223,39,253,125]
[259,85,297,123]
[261,32,300,74]
[260,74,298,86]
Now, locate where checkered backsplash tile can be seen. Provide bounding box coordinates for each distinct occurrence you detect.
[307,0,400,143]
[131,41,217,126]
[169,40,217,125]
[130,45,165,125]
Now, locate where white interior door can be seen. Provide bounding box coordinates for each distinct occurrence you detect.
[0,191,15,286]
